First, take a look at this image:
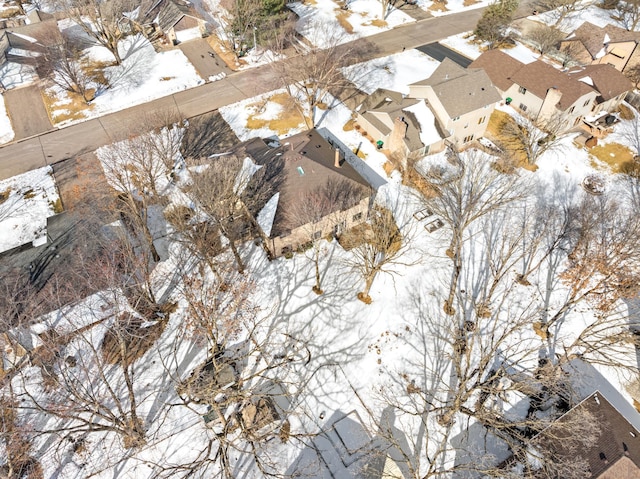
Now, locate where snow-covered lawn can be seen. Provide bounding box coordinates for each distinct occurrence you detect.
[441,32,542,63]
[0,94,15,144]
[420,0,491,16]
[45,34,204,127]
[289,0,415,48]
[0,165,59,253]
[534,3,626,32]
[342,49,440,94]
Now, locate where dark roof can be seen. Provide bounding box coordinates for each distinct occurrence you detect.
[568,63,633,101]
[568,21,640,59]
[157,0,202,31]
[235,130,372,238]
[468,50,524,91]
[410,58,501,118]
[510,59,595,110]
[532,392,640,479]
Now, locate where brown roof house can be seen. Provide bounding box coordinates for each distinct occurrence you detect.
[560,21,640,74]
[233,129,374,258]
[529,391,640,479]
[139,0,208,45]
[469,50,632,131]
[355,88,447,171]
[407,58,502,148]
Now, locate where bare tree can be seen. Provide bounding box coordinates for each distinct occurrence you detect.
[37,33,108,104]
[376,0,399,18]
[525,25,564,54]
[614,0,640,30]
[56,0,137,65]
[284,178,369,294]
[421,147,525,315]
[343,205,414,303]
[535,0,592,27]
[273,36,374,129]
[497,112,567,166]
[618,108,640,156]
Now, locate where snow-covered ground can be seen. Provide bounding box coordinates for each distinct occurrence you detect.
[534,3,626,32]
[0,165,59,253]
[342,49,440,94]
[4,3,640,478]
[46,33,204,127]
[0,94,15,144]
[289,0,415,48]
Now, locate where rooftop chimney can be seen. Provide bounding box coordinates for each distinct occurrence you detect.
[334,148,341,168]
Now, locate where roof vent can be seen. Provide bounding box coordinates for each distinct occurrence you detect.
[630,431,637,438]
[599,452,608,464]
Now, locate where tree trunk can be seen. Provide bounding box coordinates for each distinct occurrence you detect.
[228,239,245,274]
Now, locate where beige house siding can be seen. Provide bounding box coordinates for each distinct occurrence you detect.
[508,82,599,130]
[268,196,370,257]
[595,40,637,71]
[504,84,545,116]
[419,85,495,145]
[355,113,388,143]
[625,44,640,73]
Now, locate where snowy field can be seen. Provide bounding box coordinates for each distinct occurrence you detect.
[0,166,59,253]
[342,49,440,94]
[46,32,203,126]
[289,0,415,48]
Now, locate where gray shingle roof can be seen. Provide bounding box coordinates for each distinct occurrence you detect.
[411,58,502,118]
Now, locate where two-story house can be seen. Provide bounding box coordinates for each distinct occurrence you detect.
[407,58,502,146]
[560,21,640,74]
[469,50,631,131]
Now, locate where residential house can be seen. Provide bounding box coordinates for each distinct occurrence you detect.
[0,10,57,67]
[530,391,640,479]
[139,0,208,44]
[407,58,502,147]
[355,88,446,169]
[560,21,640,74]
[469,50,632,131]
[232,129,374,258]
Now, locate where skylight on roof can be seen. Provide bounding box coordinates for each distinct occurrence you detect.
[297,166,305,176]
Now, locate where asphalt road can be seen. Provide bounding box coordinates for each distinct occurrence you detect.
[0,6,490,180]
[417,42,473,67]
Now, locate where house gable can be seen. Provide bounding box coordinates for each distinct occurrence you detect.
[408,58,501,120]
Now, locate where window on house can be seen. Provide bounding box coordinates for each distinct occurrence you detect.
[519,86,527,94]
[478,116,486,124]
[463,134,474,143]
[312,231,322,240]
[519,103,528,112]
[352,212,363,222]
[583,99,590,107]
